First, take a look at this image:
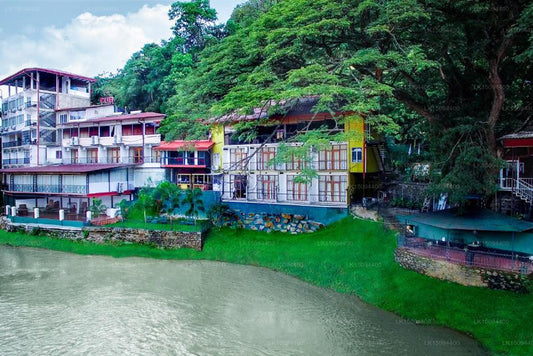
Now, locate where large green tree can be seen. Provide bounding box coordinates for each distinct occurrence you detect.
[161,0,533,204]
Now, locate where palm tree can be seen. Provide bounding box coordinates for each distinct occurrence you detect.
[155,181,182,228]
[184,188,205,229]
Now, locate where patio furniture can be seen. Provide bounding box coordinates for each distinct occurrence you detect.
[18,204,28,216]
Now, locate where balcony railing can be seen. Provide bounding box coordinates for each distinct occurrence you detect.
[162,157,206,166]
[7,184,87,194]
[2,158,30,165]
[2,141,24,148]
[64,156,161,165]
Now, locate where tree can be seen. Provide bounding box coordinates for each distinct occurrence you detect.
[183,188,205,227]
[136,187,155,223]
[90,198,107,217]
[168,0,223,56]
[162,0,533,205]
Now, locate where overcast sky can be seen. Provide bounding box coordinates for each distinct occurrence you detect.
[0,0,247,80]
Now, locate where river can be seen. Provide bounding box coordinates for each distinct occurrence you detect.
[0,246,486,355]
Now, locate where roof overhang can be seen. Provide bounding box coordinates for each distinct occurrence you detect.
[0,67,96,86]
[155,140,214,151]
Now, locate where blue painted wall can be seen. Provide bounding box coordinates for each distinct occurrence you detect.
[226,201,348,225]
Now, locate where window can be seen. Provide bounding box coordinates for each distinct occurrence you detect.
[229,175,247,199]
[319,175,348,203]
[133,124,143,135]
[257,147,276,170]
[87,148,98,163]
[352,147,363,163]
[89,127,98,137]
[229,148,248,170]
[132,148,143,163]
[257,175,277,200]
[145,123,157,135]
[198,151,206,165]
[109,148,120,163]
[100,126,110,137]
[80,127,89,138]
[319,144,347,170]
[287,175,308,201]
[70,111,85,121]
[55,150,62,159]
[286,154,307,171]
[122,124,132,136]
[71,149,79,164]
[59,114,67,124]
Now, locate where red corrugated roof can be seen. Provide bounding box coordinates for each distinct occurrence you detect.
[59,112,166,125]
[155,140,214,151]
[0,164,135,174]
[0,67,96,85]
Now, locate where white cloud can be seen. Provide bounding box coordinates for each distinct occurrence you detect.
[0,4,173,80]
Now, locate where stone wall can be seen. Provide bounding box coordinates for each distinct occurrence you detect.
[221,212,324,234]
[395,248,532,293]
[1,217,204,250]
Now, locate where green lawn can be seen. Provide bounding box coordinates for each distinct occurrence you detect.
[106,219,209,232]
[0,217,531,355]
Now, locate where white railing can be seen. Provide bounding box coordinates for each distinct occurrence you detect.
[501,178,533,203]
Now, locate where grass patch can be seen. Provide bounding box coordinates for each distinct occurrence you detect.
[106,219,208,232]
[0,217,531,355]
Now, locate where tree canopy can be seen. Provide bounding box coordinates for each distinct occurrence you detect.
[94,0,533,204]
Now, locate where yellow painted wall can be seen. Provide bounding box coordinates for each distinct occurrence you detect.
[211,124,225,170]
[345,116,381,174]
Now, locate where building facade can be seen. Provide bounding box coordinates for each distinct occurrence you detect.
[0,68,95,168]
[208,97,386,220]
[0,68,166,217]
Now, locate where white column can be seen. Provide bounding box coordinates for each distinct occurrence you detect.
[517,160,520,189]
[5,205,11,215]
[33,208,39,219]
[59,209,65,221]
[10,206,16,217]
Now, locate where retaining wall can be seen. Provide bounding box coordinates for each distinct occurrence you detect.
[1,217,204,250]
[394,248,532,293]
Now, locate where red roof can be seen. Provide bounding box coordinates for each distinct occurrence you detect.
[59,112,166,125]
[155,140,214,151]
[0,164,135,174]
[0,67,96,85]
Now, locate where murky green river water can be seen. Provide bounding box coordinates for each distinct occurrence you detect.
[0,246,486,355]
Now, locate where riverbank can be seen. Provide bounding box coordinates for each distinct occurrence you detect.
[0,217,531,355]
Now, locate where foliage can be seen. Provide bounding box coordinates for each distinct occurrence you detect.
[2,218,532,355]
[90,199,107,216]
[183,188,205,222]
[136,187,157,223]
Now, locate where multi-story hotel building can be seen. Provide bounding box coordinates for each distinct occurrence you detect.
[0,68,165,218]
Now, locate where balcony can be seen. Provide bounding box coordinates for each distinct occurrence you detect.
[6,184,87,195]
[2,158,30,166]
[63,156,159,165]
[161,157,206,167]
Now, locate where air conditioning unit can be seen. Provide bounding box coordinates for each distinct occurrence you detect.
[72,137,79,145]
[91,136,99,145]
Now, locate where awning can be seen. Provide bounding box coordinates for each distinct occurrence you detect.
[155,140,214,151]
[399,209,533,232]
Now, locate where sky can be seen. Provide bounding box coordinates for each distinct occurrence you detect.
[0,0,247,81]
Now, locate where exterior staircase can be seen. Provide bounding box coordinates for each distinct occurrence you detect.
[500,178,533,203]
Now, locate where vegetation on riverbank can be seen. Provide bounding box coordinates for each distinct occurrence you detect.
[0,217,531,355]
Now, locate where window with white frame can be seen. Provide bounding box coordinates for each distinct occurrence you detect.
[229,148,248,170]
[287,175,308,201]
[256,147,276,170]
[318,175,347,203]
[352,147,363,163]
[257,175,277,200]
[318,144,347,170]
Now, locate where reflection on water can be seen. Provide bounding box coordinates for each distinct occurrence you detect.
[0,246,486,355]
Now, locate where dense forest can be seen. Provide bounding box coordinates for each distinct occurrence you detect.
[92,0,533,204]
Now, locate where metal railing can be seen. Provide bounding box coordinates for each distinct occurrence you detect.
[63,156,160,165]
[500,178,533,203]
[398,236,532,273]
[2,158,30,165]
[7,184,87,194]
[162,157,206,166]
